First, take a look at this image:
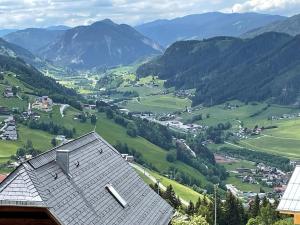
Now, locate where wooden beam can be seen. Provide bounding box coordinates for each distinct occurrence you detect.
[0,206,60,225]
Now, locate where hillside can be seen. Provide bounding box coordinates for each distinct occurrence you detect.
[0,37,46,68]
[137,32,300,106]
[136,12,285,46]
[0,29,18,37]
[4,28,66,53]
[39,19,163,69]
[0,51,81,108]
[243,14,300,38]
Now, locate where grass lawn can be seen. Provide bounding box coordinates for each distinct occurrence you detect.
[226,174,266,193]
[181,101,299,128]
[223,160,256,171]
[124,94,191,113]
[147,169,204,204]
[0,124,54,163]
[95,113,208,186]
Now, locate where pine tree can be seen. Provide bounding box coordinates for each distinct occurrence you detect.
[186,201,195,215]
[224,192,243,225]
[262,196,268,207]
[195,197,202,211]
[162,185,181,209]
[249,195,260,218]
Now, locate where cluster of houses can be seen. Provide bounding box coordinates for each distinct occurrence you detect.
[3,86,14,98]
[32,96,53,112]
[21,103,40,121]
[231,162,289,196]
[269,112,300,121]
[236,124,262,139]
[174,90,195,98]
[136,113,204,134]
[0,116,17,140]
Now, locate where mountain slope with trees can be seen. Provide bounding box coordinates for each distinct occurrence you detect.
[4,28,66,53]
[39,19,163,69]
[243,14,300,38]
[136,12,285,46]
[137,32,300,106]
[0,52,81,108]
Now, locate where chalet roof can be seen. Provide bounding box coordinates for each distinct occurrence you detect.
[0,132,173,225]
[278,166,300,213]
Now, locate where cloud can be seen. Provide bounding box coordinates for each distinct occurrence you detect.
[231,0,300,14]
[0,0,297,29]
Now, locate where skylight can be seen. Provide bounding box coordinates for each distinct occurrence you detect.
[106,184,127,208]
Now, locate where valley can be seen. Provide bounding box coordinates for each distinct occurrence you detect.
[0,3,299,224]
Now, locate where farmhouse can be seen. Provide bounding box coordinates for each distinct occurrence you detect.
[3,87,14,98]
[32,96,53,112]
[278,166,300,224]
[0,132,173,225]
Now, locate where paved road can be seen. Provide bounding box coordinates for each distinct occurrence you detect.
[60,104,69,117]
[130,163,189,206]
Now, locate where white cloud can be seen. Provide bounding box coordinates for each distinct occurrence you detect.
[232,0,300,14]
[0,0,297,29]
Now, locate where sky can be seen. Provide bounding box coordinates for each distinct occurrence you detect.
[0,0,299,29]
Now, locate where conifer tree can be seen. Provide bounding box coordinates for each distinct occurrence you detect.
[249,195,260,218]
[186,201,195,215]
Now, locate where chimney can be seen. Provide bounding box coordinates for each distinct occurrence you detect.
[56,150,70,175]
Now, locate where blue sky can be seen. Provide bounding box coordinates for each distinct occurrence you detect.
[0,0,299,28]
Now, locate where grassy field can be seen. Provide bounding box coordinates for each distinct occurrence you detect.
[0,125,54,159]
[123,94,191,113]
[95,113,208,185]
[181,101,299,127]
[148,170,204,204]
[136,167,204,204]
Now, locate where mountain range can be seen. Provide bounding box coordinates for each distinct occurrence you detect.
[36,19,163,69]
[135,12,285,46]
[243,14,300,38]
[4,28,66,54]
[137,32,300,106]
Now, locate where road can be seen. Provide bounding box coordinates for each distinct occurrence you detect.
[130,163,189,206]
[60,104,69,117]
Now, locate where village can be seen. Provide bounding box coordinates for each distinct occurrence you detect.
[222,155,291,204]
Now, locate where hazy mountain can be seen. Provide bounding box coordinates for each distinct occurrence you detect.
[3,28,66,53]
[0,29,18,37]
[0,37,45,68]
[137,32,300,106]
[136,12,285,46]
[46,25,70,30]
[243,14,300,38]
[39,19,163,69]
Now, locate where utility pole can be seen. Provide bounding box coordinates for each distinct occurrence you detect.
[214,183,219,225]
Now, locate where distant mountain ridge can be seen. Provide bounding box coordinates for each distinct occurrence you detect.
[38,19,163,69]
[136,12,285,46]
[0,29,18,37]
[243,14,300,38]
[4,28,66,53]
[137,32,300,106]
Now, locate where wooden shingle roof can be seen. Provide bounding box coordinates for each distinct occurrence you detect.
[0,132,173,225]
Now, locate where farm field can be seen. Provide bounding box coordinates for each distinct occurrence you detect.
[136,168,204,204]
[180,101,299,127]
[0,124,54,167]
[123,94,191,113]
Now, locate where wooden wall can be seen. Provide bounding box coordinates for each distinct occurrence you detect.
[0,206,59,225]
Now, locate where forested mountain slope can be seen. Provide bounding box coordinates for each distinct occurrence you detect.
[137,32,300,106]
